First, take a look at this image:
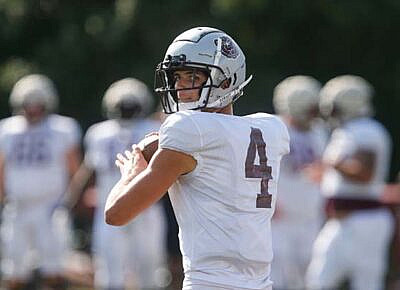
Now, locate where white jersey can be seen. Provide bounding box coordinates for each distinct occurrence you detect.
[277,121,327,221]
[84,118,159,208]
[0,114,81,205]
[159,111,290,289]
[321,117,392,200]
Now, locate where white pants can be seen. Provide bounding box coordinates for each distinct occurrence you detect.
[93,202,167,289]
[183,286,272,290]
[271,218,321,289]
[306,208,394,290]
[1,203,71,280]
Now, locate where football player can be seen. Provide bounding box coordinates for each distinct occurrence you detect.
[306,75,394,290]
[271,75,327,289]
[69,78,167,289]
[105,27,290,290]
[0,74,81,289]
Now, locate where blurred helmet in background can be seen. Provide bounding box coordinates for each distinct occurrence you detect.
[9,74,59,114]
[319,75,373,123]
[273,75,321,126]
[102,78,154,120]
[154,26,252,113]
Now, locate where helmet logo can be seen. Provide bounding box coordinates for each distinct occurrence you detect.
[215,36,238,59]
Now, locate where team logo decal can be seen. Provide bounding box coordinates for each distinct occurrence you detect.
[214,36,239,58]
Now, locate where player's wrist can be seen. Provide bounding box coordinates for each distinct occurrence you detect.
[120,175,133,186]
[120,167,139,184]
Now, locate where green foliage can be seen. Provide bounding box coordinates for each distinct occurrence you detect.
[0,0,399,178]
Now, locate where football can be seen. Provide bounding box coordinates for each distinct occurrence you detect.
[137,134,159,162]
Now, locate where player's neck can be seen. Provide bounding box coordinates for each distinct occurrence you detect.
[26,115,47,127]
[202,104,233,115]
[284,117,310,131]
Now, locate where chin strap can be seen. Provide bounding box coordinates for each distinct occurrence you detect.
[207,74,253,108]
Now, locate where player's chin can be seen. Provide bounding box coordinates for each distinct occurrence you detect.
[178,93,198,103]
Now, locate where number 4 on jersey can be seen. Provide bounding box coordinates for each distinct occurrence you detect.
[245,127,273,208]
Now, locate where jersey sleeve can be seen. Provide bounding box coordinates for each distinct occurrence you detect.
[83,125,98,170]
[66,119,82,148]
[279,119,290,156]
[52,115,82,149]
[159,112,202,156]
[323,128,356,164]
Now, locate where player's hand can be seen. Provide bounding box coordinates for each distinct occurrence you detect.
[302,161,324,184]
[115,145,148,185]
[272,204,284,220]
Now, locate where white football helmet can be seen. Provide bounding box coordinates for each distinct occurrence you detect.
[273,75,321,124]
[102,78,154,119]
[154,27,252,113]
[319,75,373,122]
[9,74,58,113]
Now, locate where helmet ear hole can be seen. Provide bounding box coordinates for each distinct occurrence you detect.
[221,78,231,89]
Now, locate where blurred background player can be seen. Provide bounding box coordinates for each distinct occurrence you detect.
[381,171,400,290]
[271,75,327,290]
[0,74,81,289]
[68,78,167,290]
[306,75,394,290]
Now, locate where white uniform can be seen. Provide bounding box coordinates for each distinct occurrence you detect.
[84,118,166,289]
[271,122,326,289]
[306,117,394,290]
[159,111,290,290]
[0,114,81,279]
